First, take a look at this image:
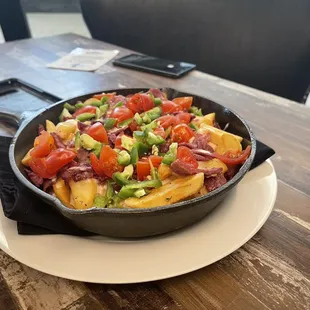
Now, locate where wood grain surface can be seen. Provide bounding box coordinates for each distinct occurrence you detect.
[0,34,309,310]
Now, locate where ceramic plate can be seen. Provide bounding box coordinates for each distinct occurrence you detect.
[0,160,277,284]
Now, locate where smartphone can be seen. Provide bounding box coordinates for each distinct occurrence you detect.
[113,54,196,78]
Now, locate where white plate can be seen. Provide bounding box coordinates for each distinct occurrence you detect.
[0,160,277,284]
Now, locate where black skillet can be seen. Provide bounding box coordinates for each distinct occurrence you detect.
[1,88,256,238]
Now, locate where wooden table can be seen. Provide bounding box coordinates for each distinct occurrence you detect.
[0,33,309,310]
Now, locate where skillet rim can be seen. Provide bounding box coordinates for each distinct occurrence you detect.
[9,87,256,215]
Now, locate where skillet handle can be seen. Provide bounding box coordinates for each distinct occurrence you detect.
[0,109,45,127]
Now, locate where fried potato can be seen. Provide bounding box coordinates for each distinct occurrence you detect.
[53,178,73,208]
[192,113,215,127]
[21,148,33,166]
[45,120,56,133]
[198,158,228,173]
[69,178,97,209]
[158,163,172,180]
[56,120,77,140]
[198,124,243,142]
[124,173,204,208]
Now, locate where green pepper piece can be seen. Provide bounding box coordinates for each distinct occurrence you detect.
[95,107,101,119]
[117,150,131,166]
[189,106,203,116]
[104,118,117,129]
[75,102,84,109]
[74,131,80,151]
[146,132,165,146]
[93,143,103,157]
[118,117,133,127]
[189,122,198,131]
[99,104,109,116]
[118,187,137,199]
[76,113,96,121]
[123,179,162,190]
[133,131,145,142]
[136,142,149,156]
[113,172,131,186]
[140,120,158,131]
[93,195,108,208]
[162,142,178,165]
[148,158,159,180]
[134,113,143,125]
[59,108,72,122]
[130,145,139,165]
[154,98,162,106]
[133,189,146,198]
[145,107,162,121]
[63,102,76,113]
[101,95,109,104]
[89,99,102,107]
[115,101,124,107]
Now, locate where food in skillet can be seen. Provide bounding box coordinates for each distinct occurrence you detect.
[22,89,251,209]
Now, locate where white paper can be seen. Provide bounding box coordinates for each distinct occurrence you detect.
[47,48,119,71]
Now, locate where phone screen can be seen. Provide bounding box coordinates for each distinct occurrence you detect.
[113,54,196,78]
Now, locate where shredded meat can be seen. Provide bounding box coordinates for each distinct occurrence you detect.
[51,132,66,149]
[225,164,239,181]
[42,179,54,192]
[147,88,166,99]
[194,133,212,151]
[38,124,45,135]
[159,142,170,153]
[191,149,214,161]
[204,173,227,192]
[25,168,43,187]
[171,160,222,176]
[77,121,89,133]
[76,148,89,164]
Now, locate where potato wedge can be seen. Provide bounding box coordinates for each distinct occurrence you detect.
[46,120,56,133]
[56,120,77,140]
[69,178,97,209]
[198,158,228,173]
[124,173,204,208]
[158,163,172,180]
[192,185,208,198]
[222,134,242,153]
[198,124,243,143]
[53,178,73,208]
[192,113,215,127]
[21,148,33,166]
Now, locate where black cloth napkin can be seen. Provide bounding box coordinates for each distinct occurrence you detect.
[0,136,274,236]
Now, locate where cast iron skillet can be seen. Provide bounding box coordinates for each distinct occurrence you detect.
[2,88,256,238]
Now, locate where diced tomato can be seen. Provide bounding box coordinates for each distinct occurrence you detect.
[148,155,163,168]
[172,97,193,110]
[126,93,154,113]
[114,133,124,149]
[73,106,97,117]
[99,145,123,177]
[93,92,116,100]
[176,112,191,124]
[212,145,252,165]
[111,107,134,124]
[171,124,194,143]
[177,146,198,168]
[86,122,108,144]
[156,115,179,129]
[90,153,105,176]
[30,131,54,158]
[29,148,76,178]
[129,119,138,132]
[137,160,151,181]
[45,149,76,175]
[161,100,182,114]
[29,158,55,179]
[153,126,166,138]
